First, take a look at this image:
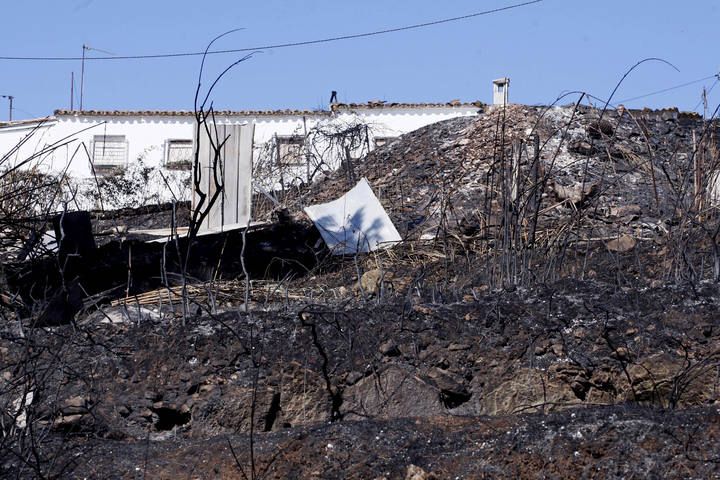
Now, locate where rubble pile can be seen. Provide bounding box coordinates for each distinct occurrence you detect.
[299,105,539,237]
[293,104,720,289]
[301,106,716,241]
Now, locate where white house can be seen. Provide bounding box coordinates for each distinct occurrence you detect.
[0,100,483,213]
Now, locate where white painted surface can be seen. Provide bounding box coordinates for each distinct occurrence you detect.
[0,104,481,218]
[0,105,480,179]
[194,123,254,231]
[493,78,510,106]
[304,177,401,254]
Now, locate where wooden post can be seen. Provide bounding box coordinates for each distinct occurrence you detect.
[694,130,704,213]
[528,134,541,247]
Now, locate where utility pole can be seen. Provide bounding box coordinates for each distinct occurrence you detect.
[0,95,13,121]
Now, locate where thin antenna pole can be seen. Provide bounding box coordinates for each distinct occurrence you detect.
[79,44,115,110]
[80,44,86,110]
[0,95,12,121]
[70,72,74,110]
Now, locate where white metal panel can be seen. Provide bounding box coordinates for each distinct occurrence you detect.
[304,178,401,255]
[194,122,254,232]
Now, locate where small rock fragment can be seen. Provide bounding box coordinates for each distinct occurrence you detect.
[609,205,642,218]
[606,235,637,253]
[359,269,393,296]
[568,140,597,156]
[345,371,363,385]
[612,346,631,361]
[554,182,598,205]
[53,414,84,429]
[405,464,434,480]
[588,120,615,139]
[448,342,471,351]
[379,340,401,357]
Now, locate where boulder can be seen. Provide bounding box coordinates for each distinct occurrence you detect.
[623,353,715,407]
[343,365,444,420]
[477,369,579,415]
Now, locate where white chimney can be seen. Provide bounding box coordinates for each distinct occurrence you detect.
[493,77,510,106]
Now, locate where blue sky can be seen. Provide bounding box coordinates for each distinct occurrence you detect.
[0,0,718,119]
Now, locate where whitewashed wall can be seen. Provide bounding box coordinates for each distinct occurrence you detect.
[340,106,480,139]
[0,105,480,180]
[0,120,62,174]
[0,105,481,213]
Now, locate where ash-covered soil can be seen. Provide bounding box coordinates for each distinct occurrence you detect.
[3,104,720,478]
[3,280,720,478]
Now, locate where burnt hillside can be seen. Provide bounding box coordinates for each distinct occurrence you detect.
[2,104,720,479]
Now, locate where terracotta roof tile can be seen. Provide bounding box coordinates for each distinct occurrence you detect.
[331,101,485,111]
[0,116,55,129]
[53,101,485,118]
[54,109,328,117]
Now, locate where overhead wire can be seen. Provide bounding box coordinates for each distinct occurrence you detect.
[2,0,715,112]
[0,0,543,62]
[615,73,719,104]
[692,76,719,112]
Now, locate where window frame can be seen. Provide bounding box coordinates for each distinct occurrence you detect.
[91,134,128,169]
[165,138,194,170]
[275,135,305,166]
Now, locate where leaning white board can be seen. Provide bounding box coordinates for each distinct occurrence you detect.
[304,178,402,255]
[194,122,254,232]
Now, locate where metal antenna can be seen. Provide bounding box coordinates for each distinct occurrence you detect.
[0,95,13,121]
[80,45,87,110]
[70,72,74,110]
[80,44,116,110]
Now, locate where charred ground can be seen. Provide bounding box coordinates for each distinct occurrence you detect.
[2,104,720,479]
